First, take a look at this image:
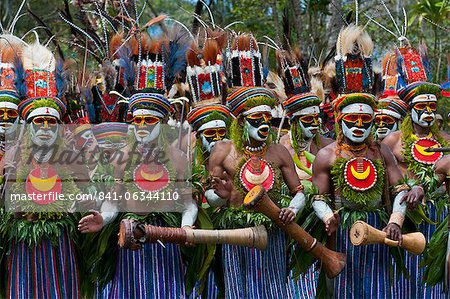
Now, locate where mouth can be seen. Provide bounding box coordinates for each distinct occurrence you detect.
[37,134,52,140]
[309,128,318,135]
[352,129,364,137]
[377,128,388,134]
[258,126,269,136]
[137,130,149,138]
[423,116,434,122]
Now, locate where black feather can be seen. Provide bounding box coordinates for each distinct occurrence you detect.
[163,32,188,91]
[13,55,27,99]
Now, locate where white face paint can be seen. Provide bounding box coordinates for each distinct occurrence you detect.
[30,123,59,147]
[375,122,398,140]
[411,108,435,128]
[342,120,372,143]
[246,120,269,142]
[298,121,317,139]
[201,135,228,153]
[134,122,161,145]
[0,120,18,136]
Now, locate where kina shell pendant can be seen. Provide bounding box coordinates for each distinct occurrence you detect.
[411,138,443,165]
[344,157,378,191]
[239,156,274,192]
[26,166,62,205]
[133,162,170,192]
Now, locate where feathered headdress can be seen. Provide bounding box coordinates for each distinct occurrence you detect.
[131,16,189,97]
[334,25,374,94]
[271,43,322,119]
[186,30,226,106]
[227,33,264,88]
[276,48,310,97]
[0,34,25,110]
[378,51,406,105]
[18,39,67,121]
[442,54,450,98]
[396,38,431,85]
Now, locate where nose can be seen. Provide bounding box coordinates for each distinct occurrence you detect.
[43,120,50,129]
[262,114,270,123]
[312,117,319,126]
[426,105,432,113]
[356,116,363,126]
[213,131,221,141]
[2,113,9,120]
[138,119,146,128]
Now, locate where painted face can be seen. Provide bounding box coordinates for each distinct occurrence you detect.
[0,108,19,135]
[341,113,373,143]
[132,114,161,144]
[411,101,436,127]
[200,127,227,152]
[374,114,397,140]
[30,116,59,146]
[296,113,320,139]
[244,112,272,142]
[75,129,94,149]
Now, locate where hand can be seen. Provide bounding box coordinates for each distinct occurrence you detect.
[212,174,233,200]
[279,208,296,225]
[182,226,196,247]
[78,210,104,233]
[324,212,340,236]
[400,186,425,210]
[383,223,402,242]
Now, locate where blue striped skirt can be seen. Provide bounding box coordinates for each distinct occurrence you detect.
[108,240,186,299]
[395,202,447,299]
[334,212,392,299]
[222,229,291,299]
[289,261,319,299]
[7,230,80,299]
[189,269,219,299]
[95,281,112,299]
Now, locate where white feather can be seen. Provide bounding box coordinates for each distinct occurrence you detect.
[23,42,55,71]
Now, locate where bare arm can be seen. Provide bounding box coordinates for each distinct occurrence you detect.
[206,141,233,206]
[381,130,400,150]
[277,144,302,192]
[380,143,403,186]
[275,144,306,224]
[311,147,333,195]
[311,146,339,235]
[440,131,450,143]
[434,155,450,187]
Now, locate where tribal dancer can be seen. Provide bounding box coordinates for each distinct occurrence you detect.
[185,30,230,298]
[274,46,332,298]
[207,33,306,298]
[0,32,25,298]
[2,37,89,299]
[277,48,333,184]
[420,154,450,291]
[382,39,449,298]
[374,53,408,141]
[78,21,198,298]
[311,24,424,298]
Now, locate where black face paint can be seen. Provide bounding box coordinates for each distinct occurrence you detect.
[245,116,271,128]
[32,123,59,134]
[413,107,434,125]
[1,117,16,123]
[342,119,372,130]
[374,115,396,131]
